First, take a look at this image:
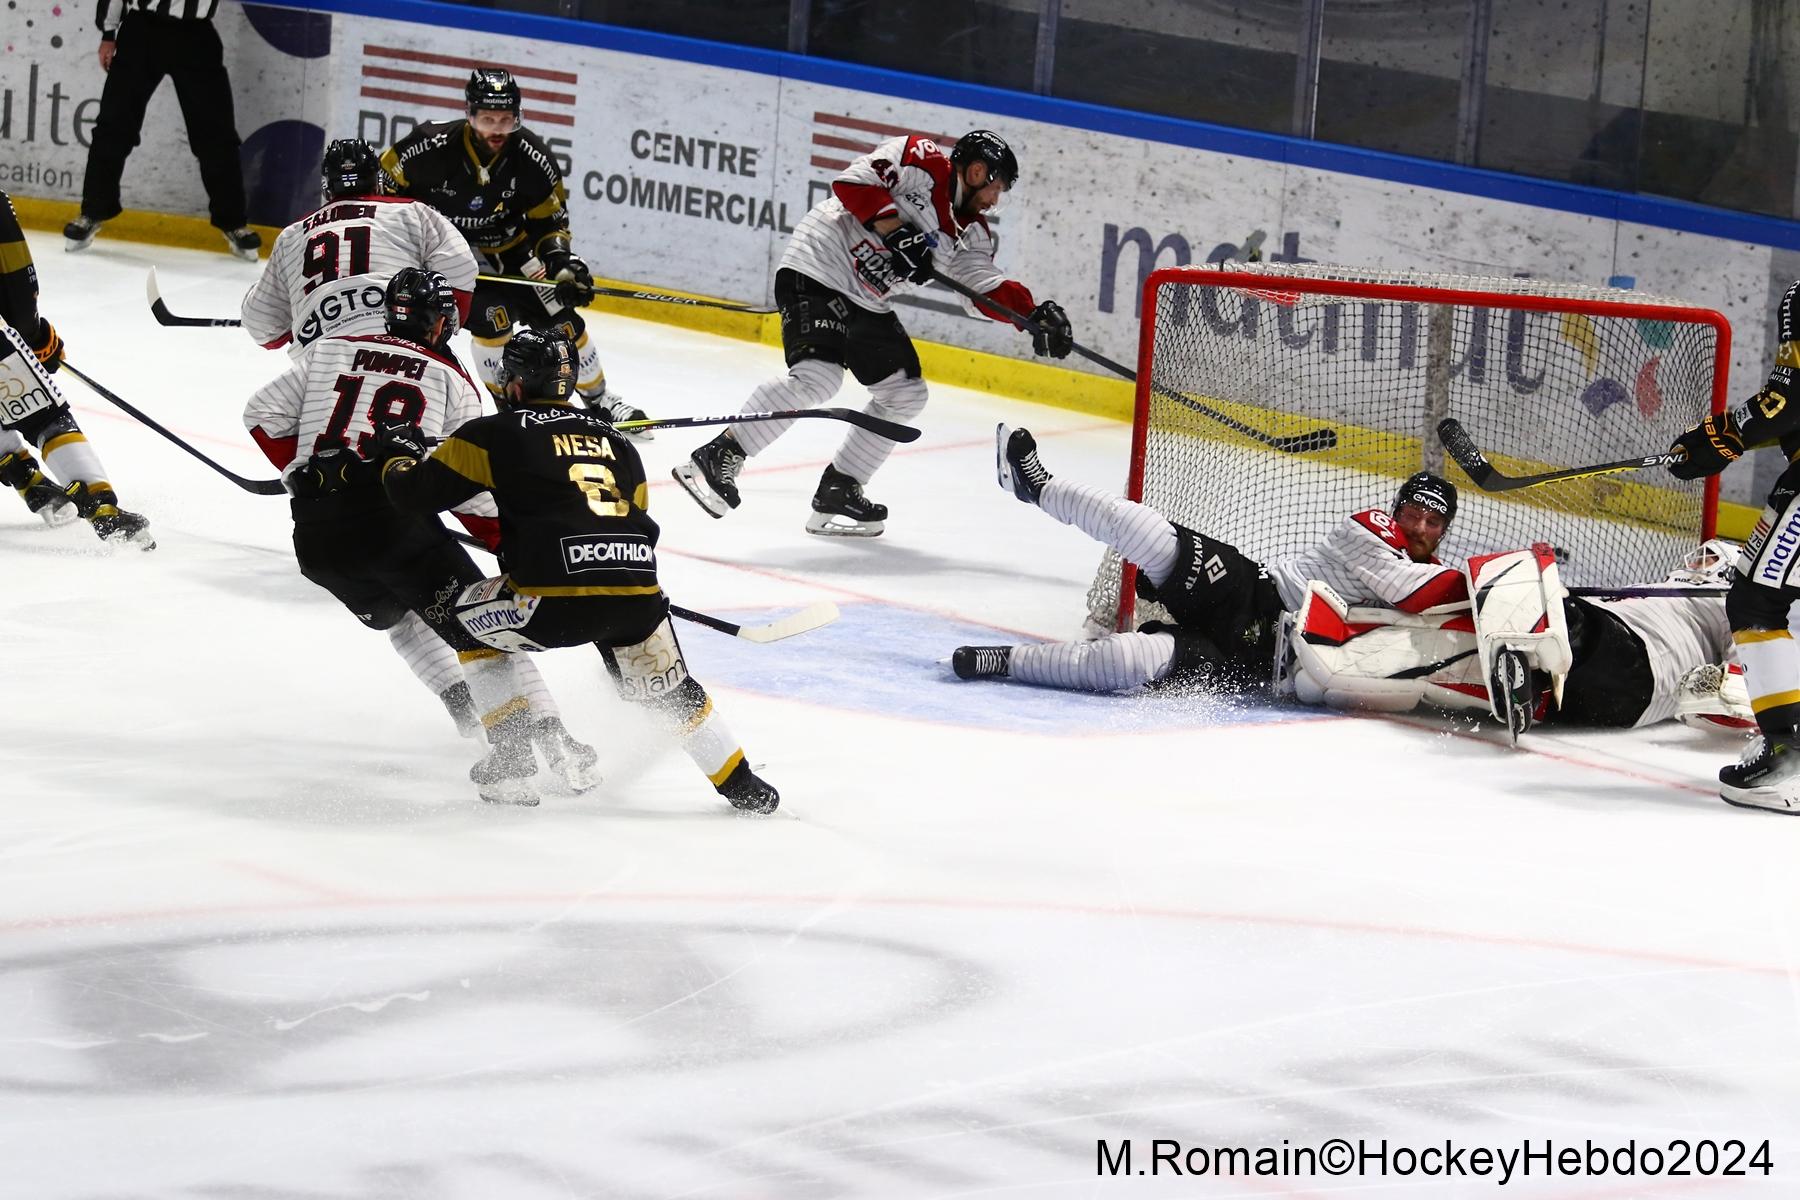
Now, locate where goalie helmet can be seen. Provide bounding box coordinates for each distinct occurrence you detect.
[495,328,577,407]
[320,138,380,201]
[465,68,522,118]
[1393,471,1458,525]
[384,268,459,347]
[951,130,1018,190]
[1668,537,1741,587]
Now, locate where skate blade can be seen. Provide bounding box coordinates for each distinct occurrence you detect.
[671,463,732,518]
[804,511,884,537]
[477,778,542,807]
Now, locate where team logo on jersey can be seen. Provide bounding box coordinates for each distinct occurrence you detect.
[469,197,485,211]
[561,533,656,574]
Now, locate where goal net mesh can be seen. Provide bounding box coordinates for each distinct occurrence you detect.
[1084,263,1727,634]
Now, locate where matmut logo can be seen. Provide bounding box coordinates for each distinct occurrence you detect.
[359,45,578,130]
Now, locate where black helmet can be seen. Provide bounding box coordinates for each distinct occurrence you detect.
[951,130,1018,190]
[495,327,577,406]
[1393,471,1458,525]
[384,268,459,346]
[320,138,380,201]
[465,68,521,119]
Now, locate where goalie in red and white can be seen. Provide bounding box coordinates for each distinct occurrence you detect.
[1284,539,1745,734]
[952,424,1746,734]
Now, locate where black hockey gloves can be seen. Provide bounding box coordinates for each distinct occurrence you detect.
[544,252,595,308]
[288,446,368,499]
[1668,411,1743,480]
[371,420,429,472]
[1029,300,1073,359]
[881,223,933,284]
[30,320,64,373]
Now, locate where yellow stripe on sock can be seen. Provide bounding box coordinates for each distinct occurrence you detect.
[707,747,744,787]
[683,695,714,732]
[1734,628,1795,645]
[481,696,530,729]
[43,431,88,455]
[457,647,504,663]
[1751,689,1800,714]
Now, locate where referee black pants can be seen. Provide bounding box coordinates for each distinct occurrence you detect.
[81,11,247,229]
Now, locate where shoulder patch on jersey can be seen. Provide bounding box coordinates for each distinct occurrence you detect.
[1350,508,1410,555]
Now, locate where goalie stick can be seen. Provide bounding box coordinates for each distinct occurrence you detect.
[1436,417,1686,491]
[475,273,777,315]
[145,267,242,328]
[62,363,286,495]
[926,268,1337,454]
[445,529,838,642]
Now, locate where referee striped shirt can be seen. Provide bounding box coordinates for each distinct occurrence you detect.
[96,0,219,34]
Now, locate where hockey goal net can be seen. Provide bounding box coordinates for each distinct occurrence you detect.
[1086,263,1730,634]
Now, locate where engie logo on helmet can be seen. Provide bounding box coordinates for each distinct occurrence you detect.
[562,534,655,574]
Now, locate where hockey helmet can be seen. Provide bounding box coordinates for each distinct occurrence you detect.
[384,268,459,346]
[951,130,1018,191]
[1668,537,1741,587]
[320,138,380,201]
[495,328,577,407]
[465,68,522,119]
[1393,471,1458,525]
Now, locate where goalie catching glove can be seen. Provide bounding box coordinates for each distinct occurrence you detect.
[1675,662,1755,733]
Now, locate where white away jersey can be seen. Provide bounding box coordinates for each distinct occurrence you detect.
[241,197,476,353]
[780,134,1024,315]
[243,333,486,492]
[1588,589,1731,727]
[1269,509,1468,613]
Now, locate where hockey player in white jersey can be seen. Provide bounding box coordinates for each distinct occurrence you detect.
[241,139,477,355]
[951,425,1463,693]
[242,268,594,805]
[673,130,1075,537]
[0,187,153,548]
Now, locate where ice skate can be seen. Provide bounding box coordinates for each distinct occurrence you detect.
[584,388,653,442]
[952,645,1012,679]
[672,431,745,517]
[64,482,155,551]
[222,227,263,261]
[805,464,886,537]
[996,423,1051,505]
[63,215,103,252]
[716,758,779,814]
[1488,645,1532,744]
[534,715,601,794]
[469,733,541,806]
[439,681,482,739]
[0,450,77,527]
[1719,731,1800,814]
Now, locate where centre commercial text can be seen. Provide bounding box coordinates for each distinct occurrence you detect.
[582,128,794,233]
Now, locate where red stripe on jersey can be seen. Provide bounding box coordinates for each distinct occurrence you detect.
[832,180,895,225]
[250,426,298,470]
[453,288,472,325]
[1393,569,1469,614]
[900,135,961,238]
[261,332,293,351]
[1351,508,1410,553]
[454,511,502,552]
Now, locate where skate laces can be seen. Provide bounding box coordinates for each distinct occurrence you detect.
[1011,437,1050,491]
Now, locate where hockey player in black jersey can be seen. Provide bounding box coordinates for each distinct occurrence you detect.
[378,68,652,439]
[374,327,780,814]
[0,188,153,548]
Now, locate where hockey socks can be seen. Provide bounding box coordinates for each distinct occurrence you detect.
[1037,480,1181,587]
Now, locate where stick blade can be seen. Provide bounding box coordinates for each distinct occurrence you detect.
[1435,418,1495,486]
[735,601,840,644]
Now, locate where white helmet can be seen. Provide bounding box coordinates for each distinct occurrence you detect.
[1667,537,1741,586]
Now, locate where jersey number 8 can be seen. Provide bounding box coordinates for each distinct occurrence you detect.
[569,463,627,517]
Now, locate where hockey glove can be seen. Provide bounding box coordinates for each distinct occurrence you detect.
[30,320,64,374]
[880,223,933,284]
[372,419,428,465]
[551,255,595,308]
[288,446,367,499]
[1668,412,1743,480]
[1028,301,1073,359]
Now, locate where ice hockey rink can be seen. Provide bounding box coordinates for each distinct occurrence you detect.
[5,232,1799,1199]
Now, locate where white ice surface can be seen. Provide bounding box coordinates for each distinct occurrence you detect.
[3,233,1799,1198]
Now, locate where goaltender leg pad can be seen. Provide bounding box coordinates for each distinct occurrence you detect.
[597,615,692,702]
[1290,581,1488,713]
[1465,546,1572,720]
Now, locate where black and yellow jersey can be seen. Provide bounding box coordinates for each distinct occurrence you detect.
[383,400,659,598]
[379,121,570,260]
[0,189,46,340]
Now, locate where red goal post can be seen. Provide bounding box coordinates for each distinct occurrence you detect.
[1086,263,1731,635]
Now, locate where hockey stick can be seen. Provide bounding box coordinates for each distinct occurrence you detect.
[475,273,777,315]
[422,407,919,445]
[1436,418,1686,491]
[1567,584,1729,598]
[445,528,838,642]
[925,268,1336,454]
[61,363,287,495]
[145,267,242,328]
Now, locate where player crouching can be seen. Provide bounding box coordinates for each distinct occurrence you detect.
[374,328,780,814]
